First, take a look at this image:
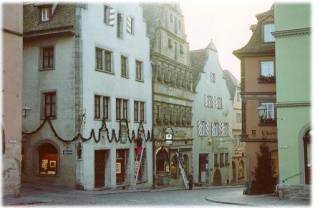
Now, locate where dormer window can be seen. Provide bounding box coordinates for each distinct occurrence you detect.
[41,7,51,22]
[263,23,275,43]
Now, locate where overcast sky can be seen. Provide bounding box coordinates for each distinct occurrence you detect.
[180,1,274,80]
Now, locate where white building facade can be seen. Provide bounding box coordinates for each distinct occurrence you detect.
[22,3,152,190]
[191,40,234,185]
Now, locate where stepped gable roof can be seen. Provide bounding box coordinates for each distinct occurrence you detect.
[206,38,218,52]
[223,70,240,101]
[233,8,274,58]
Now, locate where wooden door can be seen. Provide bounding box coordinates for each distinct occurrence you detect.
[95,150,106,188]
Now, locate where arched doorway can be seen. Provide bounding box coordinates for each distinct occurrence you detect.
[156,147,169,174]
[238,160,245,180]
[232,161,237,183]
[38,143,58,175]
[303,130,311,184]
[213,168,222,185]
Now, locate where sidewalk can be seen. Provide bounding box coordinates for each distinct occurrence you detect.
[205,188,311,206]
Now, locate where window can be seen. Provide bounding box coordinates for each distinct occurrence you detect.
[104,5,115,26]
[263,23,275,43]
[95,95,101,119]
[41,46,54,70]
[96,47,112,73]
[116,98,129,121]
[116,99,121,120]
[236,91,240,102]
[260,102,275,120]
[168,39,172,48]
[217,97,223,109]
[39,143,58,175]
[102,96,110,119]
[170,14,173,23]
[210,73,216,83]
[126,16,134,34]
[43,92,56,119]
[136,60,143,81]
[225,153,229,166]
[236,112,241,123]
[134,101,139,122]
[117,13,123,38]
[134,101,145,122]
[198,121,209,137]
[121,56,128,78]
[214,154,218,167]
[260,61,274,77]
[224,123,229,136]
[41,7,51,22]
[220,153,224,167]
[180,45,184,55]
[140,102,145,122]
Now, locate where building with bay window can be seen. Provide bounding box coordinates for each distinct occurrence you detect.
[142,3,194,187]
[22,3,152,190]
[191,40,235,186]
[233,6,278,194]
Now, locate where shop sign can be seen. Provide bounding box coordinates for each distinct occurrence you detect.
[63,149,73,155]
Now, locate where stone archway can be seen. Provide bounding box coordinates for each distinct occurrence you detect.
[38,142,58,175]
[213,168,222,185]
[156,147,169,174]
[303,130,311,184]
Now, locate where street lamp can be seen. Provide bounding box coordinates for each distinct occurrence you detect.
[22,105,31,118]
[256,105,266,119]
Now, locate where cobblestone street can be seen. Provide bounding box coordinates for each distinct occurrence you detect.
[3,184,310,206]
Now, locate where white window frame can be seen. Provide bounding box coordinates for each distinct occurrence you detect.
[104,5,115,26]
[261,102,275,119]
[41,7,51,22]
[263,23,275,43]
[126,16,134,35]
[260,61,274,77]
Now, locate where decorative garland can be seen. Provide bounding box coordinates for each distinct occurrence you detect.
[22,117,153,144]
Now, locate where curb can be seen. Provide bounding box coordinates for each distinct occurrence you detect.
[205,197,253,206]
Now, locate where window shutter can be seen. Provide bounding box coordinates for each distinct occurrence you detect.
[126,16,133,34]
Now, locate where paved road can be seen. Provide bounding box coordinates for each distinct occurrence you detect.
[4,185,239,206]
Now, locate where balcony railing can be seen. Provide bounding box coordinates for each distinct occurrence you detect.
[259,118,276,126]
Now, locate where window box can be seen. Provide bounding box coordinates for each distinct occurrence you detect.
[259,118,276,126]
[258,76,276,83]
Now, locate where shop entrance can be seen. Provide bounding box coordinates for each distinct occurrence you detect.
[199,154,208,183]
[95,150,107,188]
[116,149,129,185]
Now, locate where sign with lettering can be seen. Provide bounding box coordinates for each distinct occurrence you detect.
[63,149,73,155]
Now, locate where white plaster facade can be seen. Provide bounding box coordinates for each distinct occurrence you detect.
[79,3,152,190]
[22,3,152,190]
[191,40,234,185]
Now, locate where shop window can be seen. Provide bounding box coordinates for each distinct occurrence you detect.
[39,143,58,176]
[238,160,245,179]
[171,154,179,179]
